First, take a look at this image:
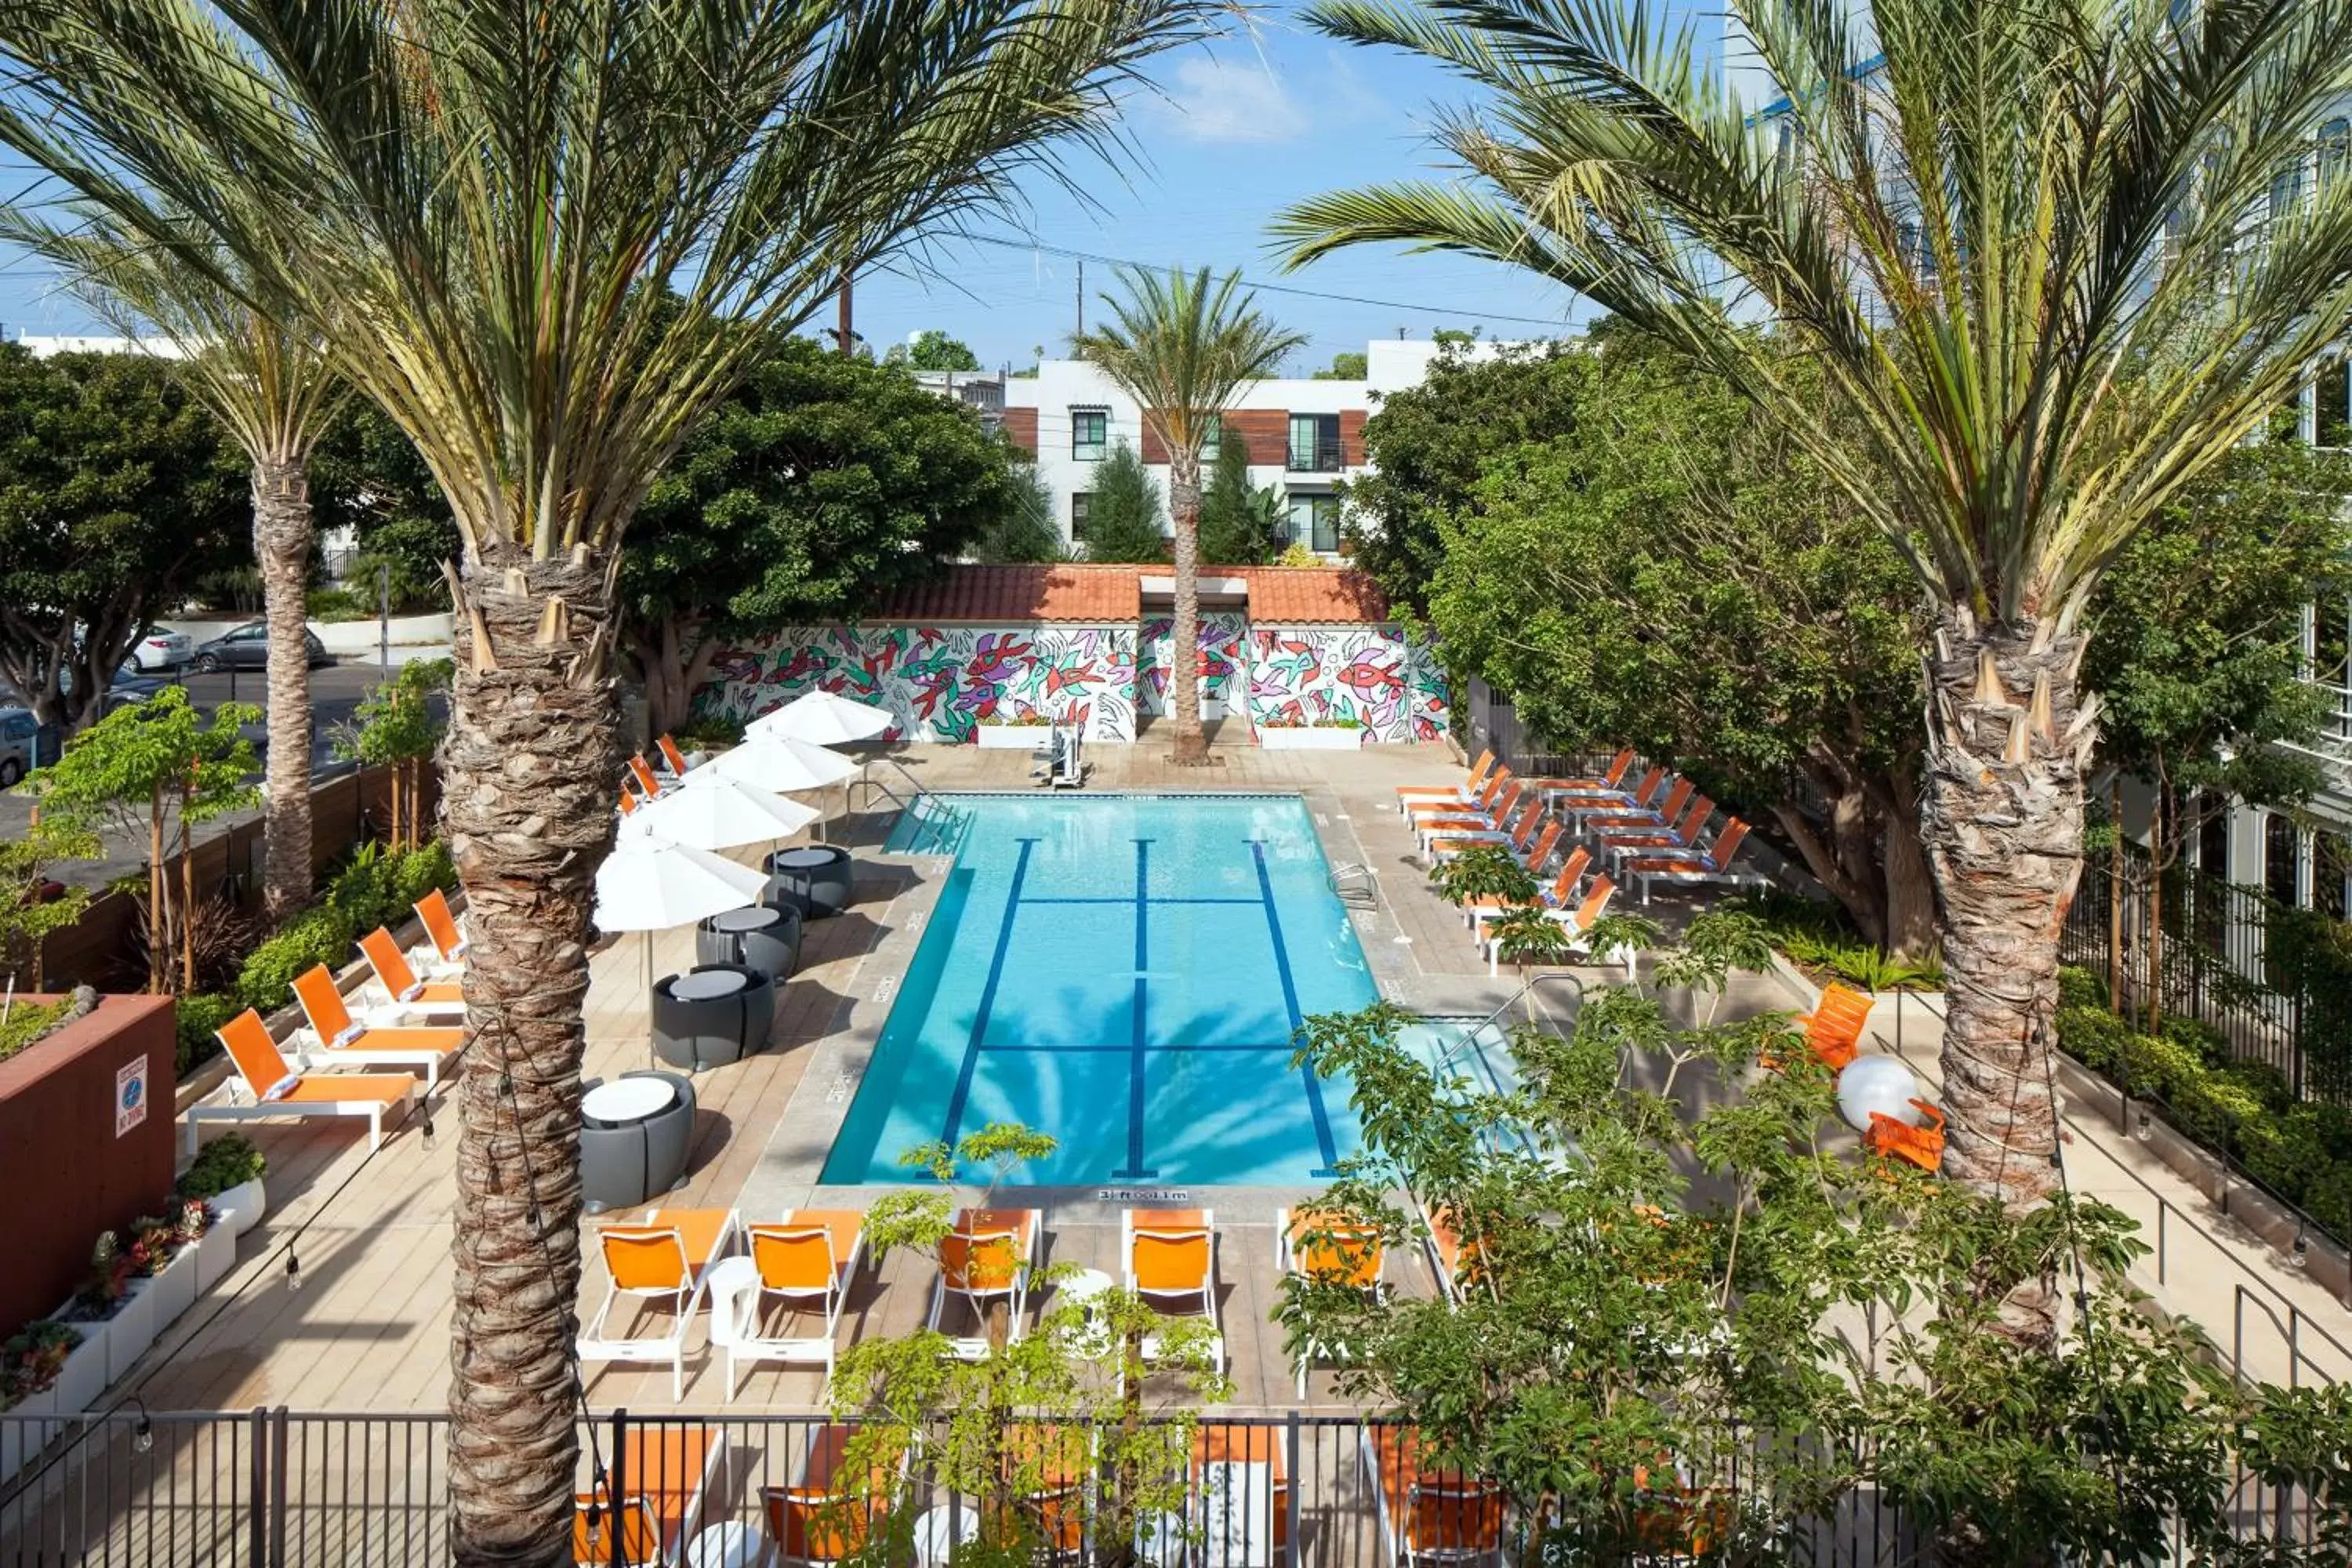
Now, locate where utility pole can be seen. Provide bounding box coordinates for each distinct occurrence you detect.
[1076,260,1084,340]
[837,274,853,355]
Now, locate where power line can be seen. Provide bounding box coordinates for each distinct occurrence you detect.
[959,233,1581,331]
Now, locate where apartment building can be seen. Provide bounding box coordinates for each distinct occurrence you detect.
[996,338,1502,558]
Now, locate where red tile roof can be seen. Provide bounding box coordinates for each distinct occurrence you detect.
[869,564,1393,625]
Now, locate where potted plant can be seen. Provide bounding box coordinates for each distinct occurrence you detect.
[178,1133,267,1240]
[67,1230,154,1382]
[0,1320,82,1482]
[974,710,1054,749]
[130,1207,206,1330]
[1258,714,1366,750]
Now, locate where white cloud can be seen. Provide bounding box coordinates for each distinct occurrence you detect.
[1149,54,1308,145]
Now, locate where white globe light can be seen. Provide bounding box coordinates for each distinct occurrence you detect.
[1837,1055,1923,1134]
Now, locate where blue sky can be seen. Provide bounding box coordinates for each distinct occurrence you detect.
[0,4,1722,372]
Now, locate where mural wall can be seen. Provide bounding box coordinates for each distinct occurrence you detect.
[1243,624,1449,742]
[698,619,1449,744]
[1136,612,1247,717]
[700,625,1139,743]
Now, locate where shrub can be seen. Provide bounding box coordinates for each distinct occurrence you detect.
[2307,1166,2352,1246]
[2171,1071,2269,1149]
[174,991,241,1074]
[674,714,746,750]
[237,905,354,1013]
[2057,965,2108,1011]
[306,586,372,622]
[0,996,73,1064]
[176,1132,266,1201]
[325,840,403,935]
[390,840,456,911]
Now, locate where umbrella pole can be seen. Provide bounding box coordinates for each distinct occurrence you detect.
[644,931,655,1071]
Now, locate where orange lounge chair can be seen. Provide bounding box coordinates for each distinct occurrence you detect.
[1555,764,1668,830]
[1417,1201,1490,1308]
[1581,775,1693,839]
[357,927,464,1013]
[1425,793,1547,864]
[1787,982,1871,1072]
[291,965,462,1091]
[579,1207,743,1399]
[627,753,666,800]
[1867,1100,1947,1172]
[710,1209,866,1393]
[1405,769,1514,831]
[1362,1425,1507,1568]
[415,887,467,971]
[572,1425,723,1566]
[187,1009,416,1156]
[1527,747,1636,801]
[1417,787,1534,860]
[1477,876,1620,978]
[1598,794,1711,863]
[927,1207,1039,1358]
[1624,819,1755,905]
[1276,1207,1386,1396]
[1395,750,1495,815]
[1463,848,1590,938]
[656,733,693,779]
[1125,1207,1223,1374]
[760,1422,902,1566]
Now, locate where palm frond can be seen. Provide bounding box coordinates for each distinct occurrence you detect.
[1073,265,1309,460]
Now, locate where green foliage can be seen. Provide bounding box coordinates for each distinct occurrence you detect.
[0,814,98,985]
[1195,418,1284,564]
[971,463,1067,564]
[36,685,261,837]
[304,586,370,622]
[175,1131,266,1201]
[236,905,352,1014]
[1273,541,1322,569]
[231,840,455,1014]
[882,330,982,371]
[1309,349,1366,379]
[1075,441,1167,563]
[0,996,74,1063]
[1425,842,1536,907]
[333,659,451,770]
[0,345,250,731]
[1726,889,1944,991]
[671,714,745,751]
[173,991,240,1074]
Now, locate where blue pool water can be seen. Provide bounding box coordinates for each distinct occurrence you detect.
[821,793,1385,1185]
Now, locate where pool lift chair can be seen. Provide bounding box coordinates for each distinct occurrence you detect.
[1029,723,1087,789]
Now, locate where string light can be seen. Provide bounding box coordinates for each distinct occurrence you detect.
[420,1109,437,1152]
[2290,1225,2310,1270]
[130,1397,153,1454]
[2135,1109,2153,1142]
[286,1248,303,1292]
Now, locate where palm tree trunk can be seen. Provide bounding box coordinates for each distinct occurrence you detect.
[1922,611,2089,1215]
[444,544,622,1568]
[1168,453,1206,765]
[254,453,315,917]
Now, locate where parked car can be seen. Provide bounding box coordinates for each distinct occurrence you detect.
[57,660,167,717]
[191,621,330,673]
[128,628,194,671]
[0,706,36,787]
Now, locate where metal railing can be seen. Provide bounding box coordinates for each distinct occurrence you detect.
[1285,439,1345,474]
[3,1406,2329,1567]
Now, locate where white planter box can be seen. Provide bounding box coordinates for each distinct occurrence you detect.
[974,724,1051,750]
[1258,727,1365,751]
[101,1285,155,1384]
[143,1246,200,1334]
[49,1323,107,1416]
[216,1178,267,1237]
[1,1386,58,1484]
[194,1217,238,1294]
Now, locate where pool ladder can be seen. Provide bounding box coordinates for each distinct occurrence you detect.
[1327,862,1377,907]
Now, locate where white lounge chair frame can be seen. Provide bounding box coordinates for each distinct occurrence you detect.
[710,1214,866,1395]
[578,1210,744,1400]
[1123,1209,1224,1377]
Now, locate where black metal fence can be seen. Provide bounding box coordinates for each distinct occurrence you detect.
[0,1407,2329,1567]
[2063,840,2352,1104]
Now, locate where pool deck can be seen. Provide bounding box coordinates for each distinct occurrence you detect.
[137,736,2352,1426]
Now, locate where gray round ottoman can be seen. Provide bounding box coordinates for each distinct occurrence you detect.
[579,1069,697,1214]
[650,963,775,1071]
[696,902,801,981]
[765,844,853,920]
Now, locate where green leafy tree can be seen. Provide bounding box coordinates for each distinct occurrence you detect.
[1195,417,1287,564]
[884,328,984,371]
[334,659,454,852]
[33,688,259,994]
[0,347,248,732]
[1075,440,1170,564]
[972,463,1068,564]
[309,401,461,612]
[1075,268,1305,761]
[5,212,350,916]
[0,0,1220,1552]
[622,336,1018,732]
[1343,341,1592,617]
[1278,0,2352,1225]
[2085,441,2352,1027]
[0,815,99,990]
[1310,348,1367,379]
[1289,0,2352,1213]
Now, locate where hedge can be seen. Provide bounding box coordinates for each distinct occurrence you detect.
[2055,966,2352,1245]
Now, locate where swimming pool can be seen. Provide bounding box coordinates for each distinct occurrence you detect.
[821,793,1384,1185]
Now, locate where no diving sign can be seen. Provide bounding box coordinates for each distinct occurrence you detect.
[116,1054,149,1138]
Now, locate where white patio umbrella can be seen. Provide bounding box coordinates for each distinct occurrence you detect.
[709,732,862,840]
[593,815,773,1024]
[747,688,892,746]
[639,768,819,853]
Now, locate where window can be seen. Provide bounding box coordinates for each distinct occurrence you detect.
[1287,494,1341,554]
[2318,356,2350,448]
[1200,420,1221,463]
[1071,408,1108,462]
[1070,492,1092,541]
[2323,118,2350,186]
[2265,811,2303,907]
[2271,162,2303,223]
[1287,413,1341,472]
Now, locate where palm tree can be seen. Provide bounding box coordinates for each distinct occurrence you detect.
[1076,268,1305,762]
[5,214,345,916]
[0,2,1215,1559]
[1276,0,2352,1210]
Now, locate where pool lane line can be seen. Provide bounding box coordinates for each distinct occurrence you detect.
[1112,837,1158,1180]
[938,836,1038,1152]
[1017,895,1261,906]
[1249,840,1341,1177]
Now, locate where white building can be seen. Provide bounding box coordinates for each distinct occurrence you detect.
[1000,338,1530,558]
